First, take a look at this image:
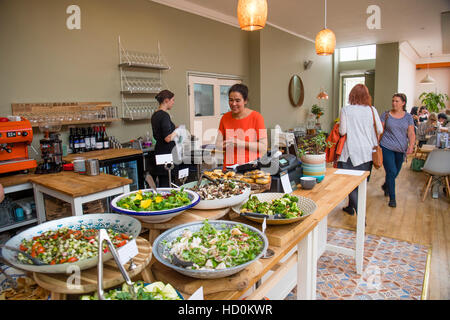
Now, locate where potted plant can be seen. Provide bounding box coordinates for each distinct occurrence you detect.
[311,104,324,121]
[418,92,449,113]
[298,132,333,183]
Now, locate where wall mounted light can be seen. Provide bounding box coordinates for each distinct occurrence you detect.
[315,0,336,56]
[237,0,268,31]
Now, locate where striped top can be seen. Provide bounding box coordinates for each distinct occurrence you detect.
[380,111,414,153]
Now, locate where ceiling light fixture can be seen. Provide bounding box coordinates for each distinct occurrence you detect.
[420,51,435,84]
[237,0,268,31]
[317,88,329,100]
[315,0,336,56]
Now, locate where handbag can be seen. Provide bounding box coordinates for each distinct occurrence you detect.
[410,157,425,172]
[369,107,385,169]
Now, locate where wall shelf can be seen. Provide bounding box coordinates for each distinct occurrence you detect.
[118,36,170,121]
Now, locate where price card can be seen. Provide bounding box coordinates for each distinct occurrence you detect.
[262,217,267,234]
[188,286,204,300]
[117,239,139,265]
[156,154,173,165]
[178,168,189,179]
[280,171,293,193]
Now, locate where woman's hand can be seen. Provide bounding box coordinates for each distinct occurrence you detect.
[406,145,414,155]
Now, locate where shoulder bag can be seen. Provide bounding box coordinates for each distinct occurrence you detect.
[370,107,386,169]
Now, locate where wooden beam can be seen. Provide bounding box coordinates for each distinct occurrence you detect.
[416,62,450,69]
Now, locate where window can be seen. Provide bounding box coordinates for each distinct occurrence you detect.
[339,45,376,62]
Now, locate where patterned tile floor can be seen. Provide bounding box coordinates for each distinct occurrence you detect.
[286,227,429,300]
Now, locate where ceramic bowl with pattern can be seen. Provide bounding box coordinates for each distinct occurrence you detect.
[1,214,141,274]
[110,188,200,223]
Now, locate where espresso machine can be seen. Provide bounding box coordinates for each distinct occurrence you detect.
[0,118,37,174]
[35,123,63,174]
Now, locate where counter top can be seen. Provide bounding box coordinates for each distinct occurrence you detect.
[28,172,133,197]
[63,148,143,163]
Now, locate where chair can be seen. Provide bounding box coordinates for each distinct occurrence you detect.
[421,149,450,201]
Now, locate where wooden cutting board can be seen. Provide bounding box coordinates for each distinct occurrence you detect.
[152,260,263,295]
[33,237,152,295]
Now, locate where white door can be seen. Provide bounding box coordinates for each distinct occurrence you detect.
[188,75,240,146]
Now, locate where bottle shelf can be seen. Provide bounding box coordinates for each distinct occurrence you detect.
[0,215,37,233]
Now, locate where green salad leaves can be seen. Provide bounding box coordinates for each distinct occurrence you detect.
[240,194,304,219]
[116,189,191,211]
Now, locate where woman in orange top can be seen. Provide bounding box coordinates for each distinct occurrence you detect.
[216,84,267,168]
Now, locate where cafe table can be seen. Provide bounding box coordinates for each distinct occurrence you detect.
[152,167,369,300]
[28,171,132,220]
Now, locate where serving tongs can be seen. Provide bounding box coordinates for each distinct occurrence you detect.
[145,173,158,194]
[0,244,47,266]
[239,212,284,220]
[97,229,137,300]
[195,172,223,189]
[171,254,194,268]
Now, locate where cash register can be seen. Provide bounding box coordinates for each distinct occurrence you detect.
[230,150,302,192]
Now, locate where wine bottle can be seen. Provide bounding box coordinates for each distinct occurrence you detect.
[73,128,80,154]
[68,127,74,154]
[90,126,96,151]
[85,127,91,152]
[102,125,109,149]
[79,128,86,153]
[95,126,103,150]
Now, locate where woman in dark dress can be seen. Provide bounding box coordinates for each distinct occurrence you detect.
[150,90,179,187]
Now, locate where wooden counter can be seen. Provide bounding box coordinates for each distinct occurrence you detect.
[28,172,132,198]
[63,148,142,163]
[0,172,40,188]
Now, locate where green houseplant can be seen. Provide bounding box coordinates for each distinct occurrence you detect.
[311,104,324,121]
[298,131,332,157]
[418,92,449,113]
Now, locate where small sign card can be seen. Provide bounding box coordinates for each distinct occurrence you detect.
[178,168,189,179]
[188,286,204,300]
[155,154,173,165]
[335,169,365,176]
[280,171,293,193]
[117,239,139,265]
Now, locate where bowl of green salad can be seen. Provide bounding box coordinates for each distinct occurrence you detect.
[153,220,268,279]
[232,193,317,225]
[110,188,200,223]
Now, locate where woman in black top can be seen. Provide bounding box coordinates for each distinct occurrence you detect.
[150,90,178,187]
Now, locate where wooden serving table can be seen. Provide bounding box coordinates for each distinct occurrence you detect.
[33,237,152,300]
[63,148,142,163]
[28,171,132,221]
[153,168,369,300]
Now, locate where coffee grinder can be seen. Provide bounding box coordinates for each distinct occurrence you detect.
[35,122,63,174]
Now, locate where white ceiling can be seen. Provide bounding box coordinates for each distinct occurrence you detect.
[153,0,450,61]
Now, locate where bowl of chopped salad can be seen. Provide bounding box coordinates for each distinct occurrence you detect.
[232,193,317,225]
[182,179,251,210]
[153,220,268,279]
[1,214,141,274]
[110,188,200,223]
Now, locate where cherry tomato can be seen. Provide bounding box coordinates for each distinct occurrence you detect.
[31,250,37,258]
[50,260,56,265]
[19,244,27,252]
[117,240,127,248]
[120,233,129,240]
[68,257,78,263]
[59,258,67,264]
[37,246,45,254]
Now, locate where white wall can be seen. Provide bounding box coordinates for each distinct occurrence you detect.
[398,50,417,112]
[415,68,450,109]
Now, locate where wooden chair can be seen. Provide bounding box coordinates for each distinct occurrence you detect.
[421,149,450,201]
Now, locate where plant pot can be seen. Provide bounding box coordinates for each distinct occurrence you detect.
[301,153,326,183]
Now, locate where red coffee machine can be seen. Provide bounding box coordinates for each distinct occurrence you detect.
[0,117,37,174]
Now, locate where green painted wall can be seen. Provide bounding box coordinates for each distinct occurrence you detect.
[0,0,250,155]
[374,42,399,112]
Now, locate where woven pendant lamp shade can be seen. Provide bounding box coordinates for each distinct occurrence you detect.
[317,90,329,99]
[315,28,336,56]
[237,0,268,31]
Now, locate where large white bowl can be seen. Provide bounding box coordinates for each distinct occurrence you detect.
[1,214,141,274]
[182,180,251,210]
[153,220,268,279]
[110,188,200,223]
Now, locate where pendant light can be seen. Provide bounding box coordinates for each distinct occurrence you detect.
[317,89,329,100]
[237,0,268,31]
[420,52,435,84]
[315,0,336,56]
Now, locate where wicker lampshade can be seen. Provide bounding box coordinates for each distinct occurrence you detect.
[317,90,329,100]
[315,28,336,56]
[237,0,268,31]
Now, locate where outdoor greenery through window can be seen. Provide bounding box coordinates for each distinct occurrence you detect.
[339,45,376,62]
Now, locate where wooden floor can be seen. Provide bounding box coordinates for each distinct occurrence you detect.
[327,156,450,300]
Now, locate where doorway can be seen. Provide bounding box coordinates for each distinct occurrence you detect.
[188,74,241,145]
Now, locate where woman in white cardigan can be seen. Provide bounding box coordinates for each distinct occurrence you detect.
[338,84,383,215]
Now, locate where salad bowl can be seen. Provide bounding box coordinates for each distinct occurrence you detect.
[232,193,317,225]
[181,180,251,210]
[152,220,268,279]
[1,214,141,274]
[110,188,200,223]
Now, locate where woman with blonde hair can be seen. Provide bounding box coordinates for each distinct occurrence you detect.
[337,84,383,215]
[417,112,438,147]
